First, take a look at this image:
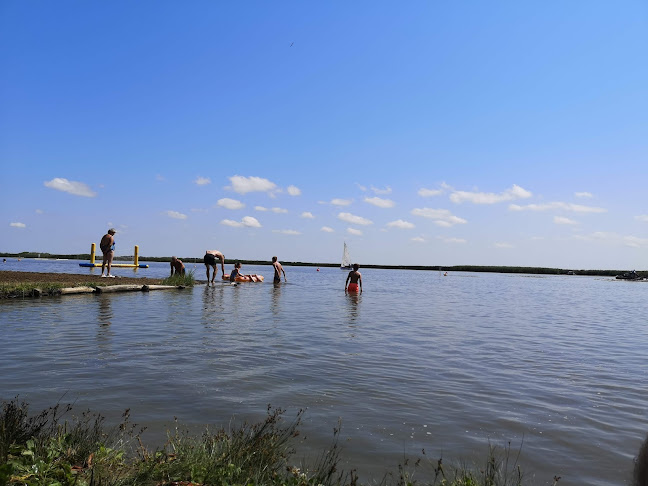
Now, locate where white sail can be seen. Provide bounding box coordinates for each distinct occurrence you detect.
[341,242,352,269]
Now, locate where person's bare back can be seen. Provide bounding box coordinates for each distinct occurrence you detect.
[272,256,286,283]
[345,263,362,292]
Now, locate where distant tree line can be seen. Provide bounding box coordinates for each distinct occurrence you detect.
[0,252,641,277]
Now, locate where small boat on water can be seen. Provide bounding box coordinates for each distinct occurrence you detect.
[341,241,352,269]
[616,271,644,280]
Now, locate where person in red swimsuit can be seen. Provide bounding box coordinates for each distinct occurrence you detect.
[345,263,362,293]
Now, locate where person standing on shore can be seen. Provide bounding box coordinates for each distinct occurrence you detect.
[100,228,116,278]
[272,256,286,283]
[345,263,362,293]
[170,256,185,277]
[204,250,225,284]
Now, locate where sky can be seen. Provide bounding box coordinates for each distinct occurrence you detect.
[1,1,647,269]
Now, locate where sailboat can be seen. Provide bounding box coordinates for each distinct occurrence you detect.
[341,241,352,269]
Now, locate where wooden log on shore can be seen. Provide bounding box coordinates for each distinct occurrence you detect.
[95,285,146,294]
[143,285,183,291]
[59,286,96,295]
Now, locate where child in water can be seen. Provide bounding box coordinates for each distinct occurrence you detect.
[345,263,362,293]
[229,262,242,282]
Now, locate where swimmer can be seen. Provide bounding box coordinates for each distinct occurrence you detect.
[345,263,362,293]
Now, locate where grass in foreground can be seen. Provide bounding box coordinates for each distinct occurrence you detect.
[0,398,553,486]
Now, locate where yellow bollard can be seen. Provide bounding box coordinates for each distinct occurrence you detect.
[134,245,139,266]
[91,243,96,264]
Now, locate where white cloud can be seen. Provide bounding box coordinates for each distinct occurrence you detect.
[321,226,334,233]
[509,202,606,213]
[44,178,96,197]
[10,222,26,228]
[338,212,373,225]
[411,236,425,243]
[635,215,648,222]
[386,219,415,229]
[286,185,301,196]
[624,236,648,248]
[301,212,314,219]
[364,196,395,208]
[418,188,443,197]
[257,206,288,213]
[242,216,261,227]
[494,242,514,248]
[355,183,367,192]
[221,219,243,227]
[194,177,211,186]
[438,236,467,244]
[217,198,245,210]
[411,208,467,226]
[228,175,277,194]
[331,198,352,206]
[165,210,187,220]
[450,184,532,204]
[347,228,363,236]
[220,216,262,228]
[35,209,43,214]
[272,229,301,235]
[371,185,392,195]
[554,216,578,225]
[574,192,593,198]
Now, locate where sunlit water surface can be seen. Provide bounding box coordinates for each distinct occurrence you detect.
[1,260,647,485]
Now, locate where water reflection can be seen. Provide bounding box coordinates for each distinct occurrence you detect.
[96,295,114,356]
[201,284,225,328]
[270,282,282,319]
[97,295,113,327]
[345,291,361,324]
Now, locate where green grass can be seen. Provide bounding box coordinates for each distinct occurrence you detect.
[0,398,555,486]
[0,283,65,299]
[161,270,195,287]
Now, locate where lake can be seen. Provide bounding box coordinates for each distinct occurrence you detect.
[1,258,646,485]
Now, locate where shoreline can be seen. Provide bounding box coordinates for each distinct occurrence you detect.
[0,255,639,277]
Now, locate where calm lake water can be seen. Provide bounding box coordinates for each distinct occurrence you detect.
[1,259,646,485]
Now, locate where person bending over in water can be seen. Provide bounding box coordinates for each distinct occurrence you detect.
[170,256,185,277]
[272,256,286,283]
[204,250,225,284]
[345,263,362,293]
[100,228,117,278]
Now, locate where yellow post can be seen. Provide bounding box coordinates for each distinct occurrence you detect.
[134,245,139,266]
[91,243,96,264]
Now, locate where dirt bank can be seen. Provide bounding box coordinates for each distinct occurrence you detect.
[0,270,165,287]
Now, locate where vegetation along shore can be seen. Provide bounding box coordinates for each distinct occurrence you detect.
[0,398,566,486]
[0,271,195,299]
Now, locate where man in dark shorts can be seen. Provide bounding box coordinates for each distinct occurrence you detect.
[100,228,116,278]
[204,250,225,284]
[272,256,286,283]
[170,256,185,277]
[345,263,362,293]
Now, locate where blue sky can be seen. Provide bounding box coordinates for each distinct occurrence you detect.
[1,1,647,268]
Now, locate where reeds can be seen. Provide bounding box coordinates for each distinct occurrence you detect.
[161,271,195,287]
[0,398,547,486]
